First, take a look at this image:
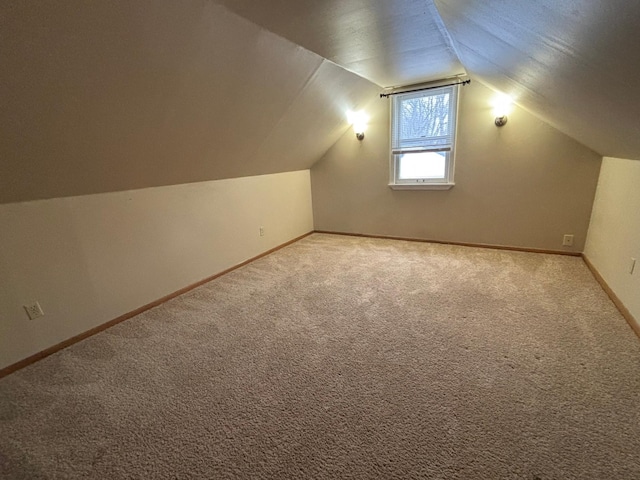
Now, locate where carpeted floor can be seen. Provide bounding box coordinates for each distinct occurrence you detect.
[1,233,639,479]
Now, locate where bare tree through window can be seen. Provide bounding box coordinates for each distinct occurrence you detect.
[400,93,450,144]
[390,84,459,187]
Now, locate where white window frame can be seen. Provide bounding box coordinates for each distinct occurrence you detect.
[388,84,460,190]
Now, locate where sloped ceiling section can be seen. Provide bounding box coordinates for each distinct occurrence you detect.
[0,0,377,204]
[214,0,465,87]
[435,0,640,160]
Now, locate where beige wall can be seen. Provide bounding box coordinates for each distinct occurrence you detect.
[311,80,602,252]
[0,171,313,370]
[584,157,640,323]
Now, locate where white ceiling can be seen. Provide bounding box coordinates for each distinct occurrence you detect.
[435,0,640,160]
[3,0,640,203]
[213,0,466,87]
[0,1,379,203]
[215,0,640,159]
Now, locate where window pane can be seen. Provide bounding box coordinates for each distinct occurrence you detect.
[400,93,450,142]
[389,84,458,187]
[398,152,446,180]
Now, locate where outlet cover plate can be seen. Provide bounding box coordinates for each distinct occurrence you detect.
[562,234,574,246]
[24,302,44,320]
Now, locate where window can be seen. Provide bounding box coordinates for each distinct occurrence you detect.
[389,84,459,190]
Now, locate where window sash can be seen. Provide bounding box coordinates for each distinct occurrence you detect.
[394,152,451,184]
[390,83,459,186]
[391,146,452,155]
[391,87,458,153]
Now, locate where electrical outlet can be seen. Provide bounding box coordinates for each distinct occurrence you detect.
[631,258,637,275]
[260,226,265,237]
[562,234,574,247]
[24,301,44,320]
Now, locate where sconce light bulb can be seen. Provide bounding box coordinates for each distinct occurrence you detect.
[491,93,513,128]
[348,110,369,141]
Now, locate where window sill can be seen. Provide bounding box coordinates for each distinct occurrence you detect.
[388,183,455,191]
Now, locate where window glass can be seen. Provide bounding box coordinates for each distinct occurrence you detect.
[398,152,446,180]
[389,83,460,189]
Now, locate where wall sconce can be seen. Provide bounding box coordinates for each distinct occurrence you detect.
[347,110,369,140]
[492,94,513,127]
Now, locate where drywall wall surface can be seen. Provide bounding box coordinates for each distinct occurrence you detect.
[311,80,602,251]
[584,157,640,321]
[0,1,375,203]
[0,171,313,370]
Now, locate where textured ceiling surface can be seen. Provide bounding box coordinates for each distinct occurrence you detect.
[3,0,640,203]
[0,1,378,203]
[218,0,640,159]
[213,0,466,87]
[435,0,640,160]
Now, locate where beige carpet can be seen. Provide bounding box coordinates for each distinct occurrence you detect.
[1,233,639,479]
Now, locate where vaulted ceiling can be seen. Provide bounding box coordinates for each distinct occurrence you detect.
[217,0,640,160]
[435,0,640,161]
[2,0,639,203]
[0,1,379,203]
[214,0,465,87]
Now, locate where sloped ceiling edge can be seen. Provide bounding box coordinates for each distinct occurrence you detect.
[435,0,640,161]
[0,1,378,204]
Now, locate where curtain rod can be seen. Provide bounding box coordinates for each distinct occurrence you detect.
[380,79,471,98]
